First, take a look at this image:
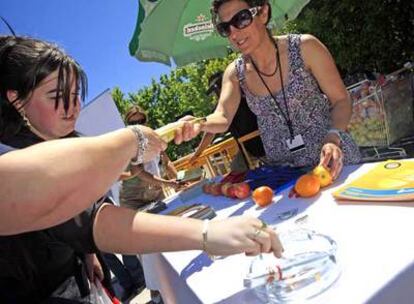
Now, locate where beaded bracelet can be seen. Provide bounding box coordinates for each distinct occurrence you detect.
[128,126,149,165]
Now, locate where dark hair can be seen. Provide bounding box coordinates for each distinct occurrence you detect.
[0,35,87,140]
[211,0,271,25]
[124,105,147,125]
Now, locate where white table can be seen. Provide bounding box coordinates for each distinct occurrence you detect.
[142,161,414,304]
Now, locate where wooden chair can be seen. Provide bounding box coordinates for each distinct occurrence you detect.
[203,137,238,176]
[236,130,263,170]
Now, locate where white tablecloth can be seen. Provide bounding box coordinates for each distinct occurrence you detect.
[141,162,414,304]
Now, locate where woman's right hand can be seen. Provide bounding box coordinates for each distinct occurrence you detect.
[173,116,204,145]
[205,216,283,258]
[132,125,167,163]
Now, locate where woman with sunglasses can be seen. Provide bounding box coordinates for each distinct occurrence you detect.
[176,0,360,180]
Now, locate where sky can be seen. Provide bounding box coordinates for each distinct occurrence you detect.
[1,0,172,103]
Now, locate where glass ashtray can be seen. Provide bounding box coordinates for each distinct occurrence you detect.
[244,228,341,303]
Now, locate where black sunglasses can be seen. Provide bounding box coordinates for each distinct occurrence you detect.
[215,6,261,38]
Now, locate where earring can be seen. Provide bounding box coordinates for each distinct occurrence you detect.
[19,109,32,128]
[18,109,45,139]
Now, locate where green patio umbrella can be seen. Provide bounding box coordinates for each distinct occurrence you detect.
[129,0,310,67]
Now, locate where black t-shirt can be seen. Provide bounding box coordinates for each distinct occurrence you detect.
[0,127,109,303]
[0,201,106,303]
[228,97,265,157]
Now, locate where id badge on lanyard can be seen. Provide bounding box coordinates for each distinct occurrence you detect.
[286,134,305,152]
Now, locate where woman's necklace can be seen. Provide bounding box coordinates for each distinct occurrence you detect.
[250,46,279,77]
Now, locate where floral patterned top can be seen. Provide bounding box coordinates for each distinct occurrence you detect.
[235,34,361,167]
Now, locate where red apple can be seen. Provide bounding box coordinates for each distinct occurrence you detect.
[227,185,238,199]
[202,183,211,194]
[234,182,251,199]
[204,183,215,194]
[210,183,223,196]
[221,183,233,197]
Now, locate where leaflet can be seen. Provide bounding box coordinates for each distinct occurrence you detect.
[333,160,414,201]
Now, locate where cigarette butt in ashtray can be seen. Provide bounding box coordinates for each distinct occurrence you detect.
[155,117,206,143]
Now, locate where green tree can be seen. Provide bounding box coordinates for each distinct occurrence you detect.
[286,0,414,76]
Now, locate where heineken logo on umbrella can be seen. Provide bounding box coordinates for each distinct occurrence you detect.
[183,14,214,42]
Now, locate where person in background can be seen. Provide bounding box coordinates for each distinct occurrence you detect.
[190,71,265,172]
[175,0,361,179]
[119,105,181,211]
[0,35,283,303]
[112,105,181,303]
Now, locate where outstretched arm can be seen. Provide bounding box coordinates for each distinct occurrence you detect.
[174,62,242,144]
[93,204,283,257]
[0,126,166,235]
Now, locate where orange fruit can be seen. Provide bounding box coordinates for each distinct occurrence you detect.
[312,165,333,187]
[294,174,321,197]
[252,186,274,207]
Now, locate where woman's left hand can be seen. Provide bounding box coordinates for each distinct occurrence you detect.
[85,253,104,283]
[319,142,343,180]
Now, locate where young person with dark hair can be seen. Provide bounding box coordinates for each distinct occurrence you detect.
[0,35,283,303]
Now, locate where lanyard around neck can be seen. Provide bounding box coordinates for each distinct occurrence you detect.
[250,39,294,140]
